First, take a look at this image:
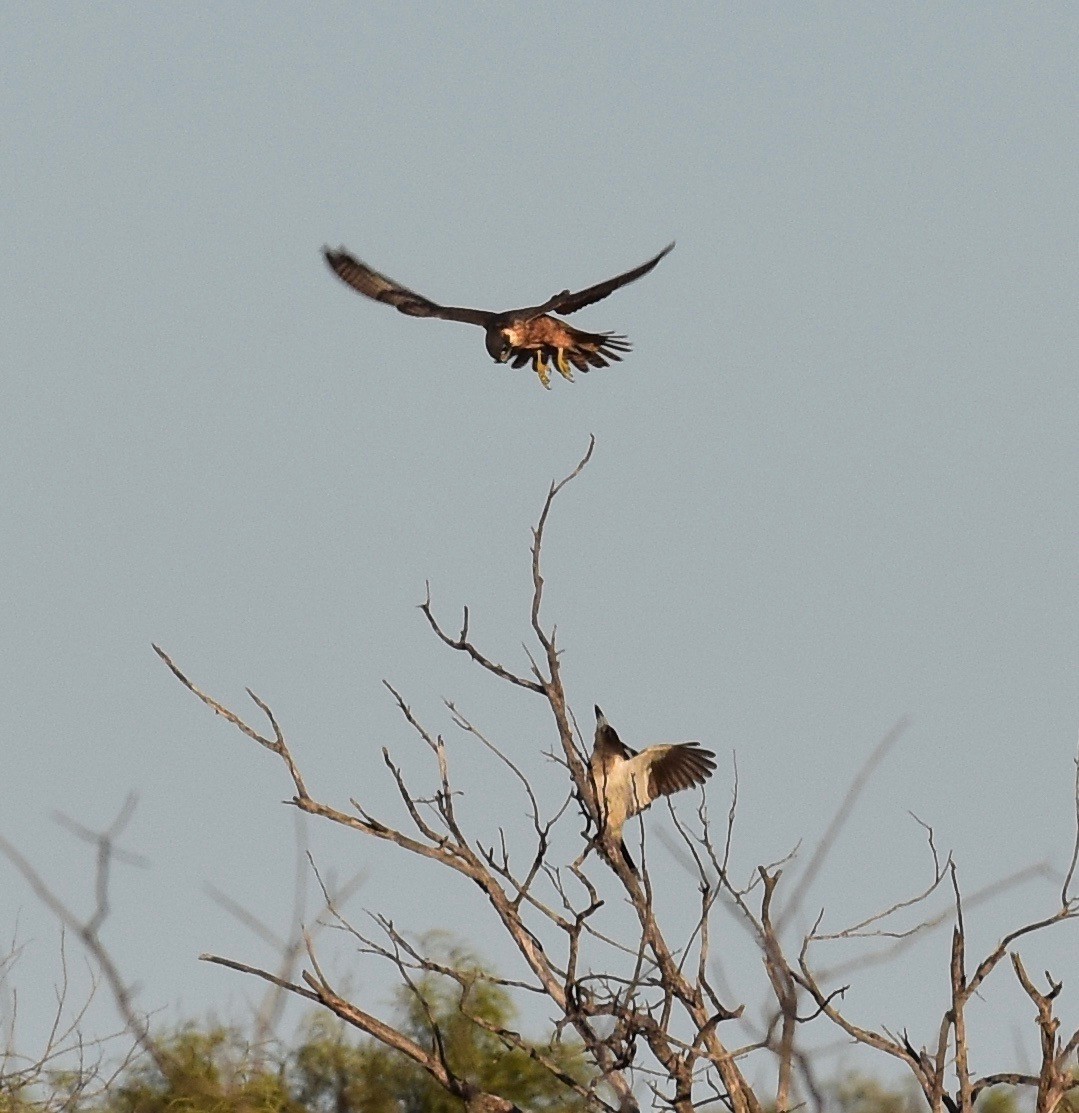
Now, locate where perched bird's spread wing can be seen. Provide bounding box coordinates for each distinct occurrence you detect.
[323,248,492,327]
[636,743,716,803]
[541,242,675,318]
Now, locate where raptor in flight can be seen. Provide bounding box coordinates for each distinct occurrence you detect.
[590,705,716,874]
[323,242,674,388]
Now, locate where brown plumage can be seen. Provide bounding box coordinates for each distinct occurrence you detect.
[323,242,673,388]
[589,705,716,874]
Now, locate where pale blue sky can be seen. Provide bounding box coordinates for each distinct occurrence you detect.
[3,4,1078,1090]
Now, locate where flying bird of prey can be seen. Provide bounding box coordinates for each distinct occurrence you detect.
[590,706,716,874]
[323,242,674,388]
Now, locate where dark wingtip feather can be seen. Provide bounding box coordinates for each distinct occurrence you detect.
[650,742,718,799]
[598,335,631,362]
[601,334,632,351]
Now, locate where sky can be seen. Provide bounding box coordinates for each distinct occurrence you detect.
[3,3,1078,1097]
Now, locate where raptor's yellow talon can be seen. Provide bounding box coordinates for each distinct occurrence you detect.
[556,349,574,381]
[533,350,552,389]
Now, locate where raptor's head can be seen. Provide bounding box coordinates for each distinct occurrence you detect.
[485,329,512,363]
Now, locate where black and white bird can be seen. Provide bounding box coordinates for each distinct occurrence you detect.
[589,705,717,873]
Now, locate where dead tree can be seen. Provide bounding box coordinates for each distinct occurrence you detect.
[153,439,1079,1113]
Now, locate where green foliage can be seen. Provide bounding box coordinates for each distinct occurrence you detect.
[388,948,589,1113]
[291,943,589,1113]
[102,1026,297,1113]
[0,1085,34,1113]
[290,1013,398,1113]
[830,1076,924,1113]
[975,1088,1021,1113]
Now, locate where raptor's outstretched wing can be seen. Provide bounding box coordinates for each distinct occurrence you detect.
[542,242,675,317]
[323,248,492,327]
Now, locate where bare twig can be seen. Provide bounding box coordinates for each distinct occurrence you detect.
[153,644,310,800]
[1062,727,1079,906]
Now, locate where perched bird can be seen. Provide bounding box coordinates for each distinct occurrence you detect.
[590,705,716,874]
[323,242,674,388]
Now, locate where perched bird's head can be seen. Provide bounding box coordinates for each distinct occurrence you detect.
[485,329,512,362]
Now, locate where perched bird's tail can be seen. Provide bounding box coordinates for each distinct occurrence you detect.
[618,838,639,876]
